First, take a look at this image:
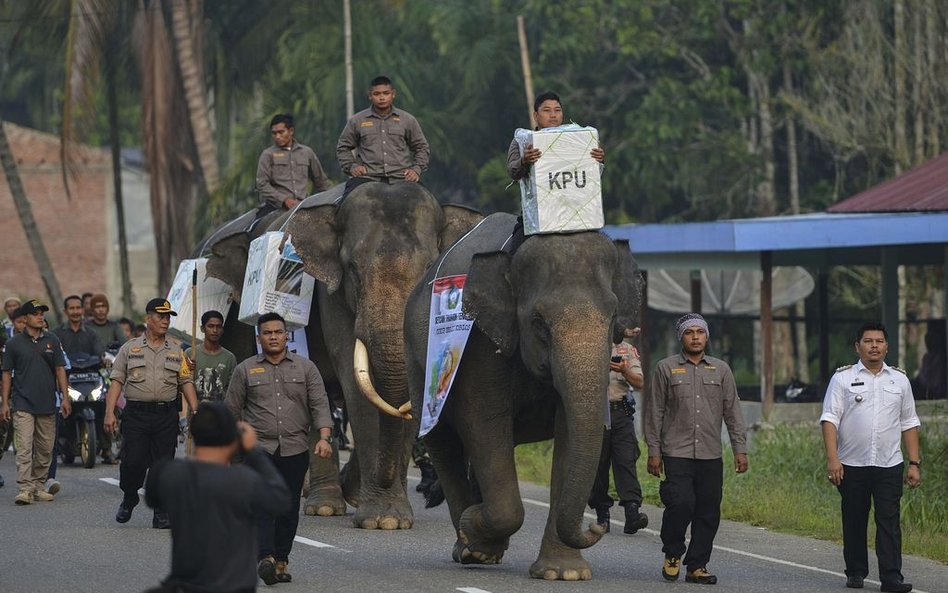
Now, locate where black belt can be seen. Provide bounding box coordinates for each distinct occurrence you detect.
[609,401,625,410]
[126,399,176,410]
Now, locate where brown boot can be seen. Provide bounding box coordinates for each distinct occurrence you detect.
[257,556,277,586]
[275,560,292,583]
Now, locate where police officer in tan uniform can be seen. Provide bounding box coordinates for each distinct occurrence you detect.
[104,298,198,528]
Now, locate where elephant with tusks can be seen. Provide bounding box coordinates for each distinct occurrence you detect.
[204,182,482,529]
[395,213,643,580]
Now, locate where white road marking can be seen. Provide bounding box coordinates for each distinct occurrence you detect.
[294,535,350,552]
[457,588,494,593]
[521,498,931,593]
[99,477,144,496]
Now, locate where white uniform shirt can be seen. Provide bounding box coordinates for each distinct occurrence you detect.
[819,360,921,468]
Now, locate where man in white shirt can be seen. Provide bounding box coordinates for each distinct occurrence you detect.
[820,322,921,593]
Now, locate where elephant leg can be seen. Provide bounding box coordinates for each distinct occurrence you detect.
[303,431,347,517]
[422,424,478,561]
[529,400,592,581]
[340,447,361,508]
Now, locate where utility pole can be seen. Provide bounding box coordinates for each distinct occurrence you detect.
[516,16,535,126]
[344,0,354,117]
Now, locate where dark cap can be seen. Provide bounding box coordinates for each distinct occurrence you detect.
[89,293,109,308]
[19,299,50,315]
[190,402,239,447]
[145,298,177,316]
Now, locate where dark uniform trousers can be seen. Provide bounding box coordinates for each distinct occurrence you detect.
[659,456,723,569]
[257,449,309,562]
[120,400,178,507]
[838,464,904,584]
[588,403,643,511]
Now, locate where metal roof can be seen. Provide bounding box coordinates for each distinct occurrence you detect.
[828,152,948,212]
[603,211,948,270]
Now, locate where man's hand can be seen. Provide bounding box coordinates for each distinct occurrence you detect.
[905,465,921,489]
[647,456,663,477]
[313,438,332,459]
[238,421,257,452]
[351,165,368,177]
[826,457,844,486]
[734,453,748,473]
[0,402,10,423]
[522,144,542,165]
[60,397,72,418]
[404,169,420,182]
[591,147,605,163]
[283,197,301,210]
[609,358,630,374]
[104,411,118,434]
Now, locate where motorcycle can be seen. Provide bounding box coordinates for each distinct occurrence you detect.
[59,352,106,468]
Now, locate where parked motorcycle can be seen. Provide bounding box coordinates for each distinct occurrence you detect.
[59,352,105,468]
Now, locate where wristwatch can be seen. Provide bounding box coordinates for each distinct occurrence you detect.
[908,460,921,467]
[320,435,333,444]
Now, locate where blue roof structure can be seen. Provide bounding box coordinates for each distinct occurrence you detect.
[603,211,948,270]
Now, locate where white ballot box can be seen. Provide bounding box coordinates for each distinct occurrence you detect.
[515,124,604,235]
[166,258,234,339]
[238,232,315,329]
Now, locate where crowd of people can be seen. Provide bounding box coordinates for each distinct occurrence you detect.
[0,76,926,593]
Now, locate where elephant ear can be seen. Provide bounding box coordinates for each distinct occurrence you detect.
[286,205,342,293]
[463,251,518,357]
[440,204,484,249]
[612,240,644,344]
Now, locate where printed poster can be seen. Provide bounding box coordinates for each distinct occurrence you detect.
[419,275,473,437]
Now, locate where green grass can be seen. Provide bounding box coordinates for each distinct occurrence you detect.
[515,425,948,564]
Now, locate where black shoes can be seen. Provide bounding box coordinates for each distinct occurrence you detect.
[115,501,135,523]
[152,512,171,529]
[880,582,912,593]
[0,473,4,488]
[623,505,648,534]
[845,575,864,589]
[595,508,610,533]
[275,560,292,583]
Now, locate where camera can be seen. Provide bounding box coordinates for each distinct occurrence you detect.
[611,355,623,363]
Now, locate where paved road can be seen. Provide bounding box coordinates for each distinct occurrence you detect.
[0,448,944,593]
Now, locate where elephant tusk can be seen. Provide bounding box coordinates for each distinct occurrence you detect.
[353,338,412,420]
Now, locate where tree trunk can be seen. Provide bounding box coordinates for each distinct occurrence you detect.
[0,120,64,323]
[344,0,354,118]
[106,56,134,317]
[894,0,908,173]
[912,1,925,166]
[170,0,218,194]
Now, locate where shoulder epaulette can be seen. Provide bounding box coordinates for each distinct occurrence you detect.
[890,366,906,375]
[834,364,853,373]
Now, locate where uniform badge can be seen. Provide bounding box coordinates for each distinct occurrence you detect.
[360,121,374,127]
[671,368,686,374]
[249,367,266,374]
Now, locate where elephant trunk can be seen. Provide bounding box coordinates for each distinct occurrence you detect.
[550,317,611,550]
[354,339,412,419]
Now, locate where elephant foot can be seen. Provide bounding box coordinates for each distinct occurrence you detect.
[303,486,347,517]
[340,460,360,508]
[453,531,508,565]
[352,498,413,530]
[528,551,593,581]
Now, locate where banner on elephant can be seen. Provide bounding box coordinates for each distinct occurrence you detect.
[166,258,233,339]
[238,231,315,330]
[515,124,604,235]
[419,274,473,437]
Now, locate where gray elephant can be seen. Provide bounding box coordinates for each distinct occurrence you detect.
[400,213,643,579]
[285,181,482,529]
[202,194,350,517]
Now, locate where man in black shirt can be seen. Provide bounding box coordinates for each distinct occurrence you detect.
[145,402,291,593]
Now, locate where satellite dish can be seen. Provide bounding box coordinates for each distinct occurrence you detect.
[647,268,814,315]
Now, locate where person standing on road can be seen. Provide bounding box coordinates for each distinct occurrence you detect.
[0,299,71,505]
[184,310,237,403]
[144,402,291,593]
[84,293,127,348]
[821,322,921,593]
[226,312,333,586]
[644,313,748,585]
[103,298,198,529]
[589,326,649,535]
[336,75,430,197]
[256,113,333,212]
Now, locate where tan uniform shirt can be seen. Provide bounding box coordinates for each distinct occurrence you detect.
[608,342,642,402]
[225,351,331,457]
[336,106,430,180]
[256,141,332,209]
[109,335,192,402]
[645,352,747,460]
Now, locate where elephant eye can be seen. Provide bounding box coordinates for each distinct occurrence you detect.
[532,315,550,345]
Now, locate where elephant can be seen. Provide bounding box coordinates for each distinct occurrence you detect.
[208,183,483,529]
[280,181,483,529]
[399,213,643,580]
